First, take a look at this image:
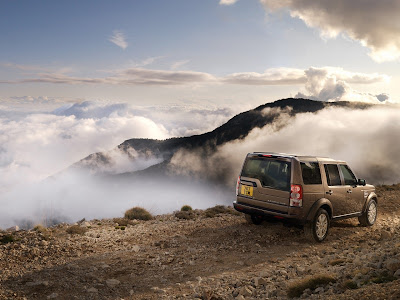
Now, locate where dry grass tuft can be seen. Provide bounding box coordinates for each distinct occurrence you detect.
[343,280,358,290]
[175,211,195,220]
[33,224,47,233]
[328,258,346,266]
[204,205,240,218]
[66,225,88,235]
[287,274,336,298]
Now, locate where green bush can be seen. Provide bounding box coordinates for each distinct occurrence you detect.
[287,274,336,298]
[124,207,153,221]
[0,234,15,244]
[180,205,193,212]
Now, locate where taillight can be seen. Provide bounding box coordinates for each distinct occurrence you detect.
[236,176,241,195]
[290,184,303,207]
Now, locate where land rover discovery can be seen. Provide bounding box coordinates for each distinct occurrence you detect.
[233,152,377,242]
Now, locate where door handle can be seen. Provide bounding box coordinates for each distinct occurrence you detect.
[347,190,352,194]
[326,190,333,195]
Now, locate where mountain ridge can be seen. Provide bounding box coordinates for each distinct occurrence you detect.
[73,98,372,177]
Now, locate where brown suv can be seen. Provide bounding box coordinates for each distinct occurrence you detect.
[233,152,377,242]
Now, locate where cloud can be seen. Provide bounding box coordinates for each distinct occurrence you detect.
[295,67,391,103]
[0,100,237,228]
[1,68,216,86]
[259,0,400,62]
[1,63,391,103]
[170,59,190,70]
[219,0,239,5]
[222,66,390,103]
[129,56,165,68]
[169,104,400,188]
[222,68,306,85]
[0,100,236,193]
[109,30,128,50]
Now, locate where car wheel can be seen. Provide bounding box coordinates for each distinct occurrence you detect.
[304,208,330,242]
[245,214,263,225]
[358,199,377,226]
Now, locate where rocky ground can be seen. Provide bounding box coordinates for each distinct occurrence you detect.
[1,185,400,300]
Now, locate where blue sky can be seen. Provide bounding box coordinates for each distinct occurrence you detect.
[0,0,399,105]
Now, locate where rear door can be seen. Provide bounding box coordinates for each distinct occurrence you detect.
[323,164,348,217]
[239,156,291,212]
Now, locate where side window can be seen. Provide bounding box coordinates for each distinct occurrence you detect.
[301,162,322,184]
[339,164,357,185]
[324,164,342,186]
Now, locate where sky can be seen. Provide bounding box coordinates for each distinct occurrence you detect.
[1,0,399,106]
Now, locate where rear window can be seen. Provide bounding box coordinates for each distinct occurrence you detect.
[301,162,322,184]
[241,157,291,191]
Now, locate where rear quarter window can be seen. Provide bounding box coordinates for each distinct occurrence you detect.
[301,162,322,184]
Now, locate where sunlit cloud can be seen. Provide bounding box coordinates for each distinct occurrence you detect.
[109,30,128,50]
[170,59,190,70]
[0,64,391,103]
[219,0,239,5]
[259,0,400,62]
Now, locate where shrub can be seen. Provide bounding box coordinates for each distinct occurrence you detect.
[175,211,195,220]
[113,218,129,226]
[180,205,193,212]
[0,234,15,244]
[370,271,396,284]
[343,280,358,290]
[33,224,47,233]
[204,205,240,218]
[66,225,88,235]
[124,207,153,221]
[287,274,336,298]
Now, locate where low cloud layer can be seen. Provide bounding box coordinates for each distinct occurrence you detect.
[0,100,236,193]
[0,100,237,228]
[169,105,400,187]
[2,100,400,228]
[0,170,231,229]
[222,0,400,62]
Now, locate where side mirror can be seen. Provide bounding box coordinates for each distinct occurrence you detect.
[357,179,366,186]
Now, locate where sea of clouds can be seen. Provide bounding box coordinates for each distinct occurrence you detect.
[1,98,400,229]
[0,99,236,228]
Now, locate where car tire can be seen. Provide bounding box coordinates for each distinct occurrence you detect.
[358,199,377,226]
[245,214,263,225]
[304,208,330,242]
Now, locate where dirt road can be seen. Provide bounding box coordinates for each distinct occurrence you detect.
[1,186,400,299]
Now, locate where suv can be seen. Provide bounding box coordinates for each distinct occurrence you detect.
[233,152,377,242]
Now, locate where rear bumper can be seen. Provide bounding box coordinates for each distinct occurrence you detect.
[233,201,306,224]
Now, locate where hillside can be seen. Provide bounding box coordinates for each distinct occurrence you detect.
[1,185,399,299]
[73,98,371,177]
